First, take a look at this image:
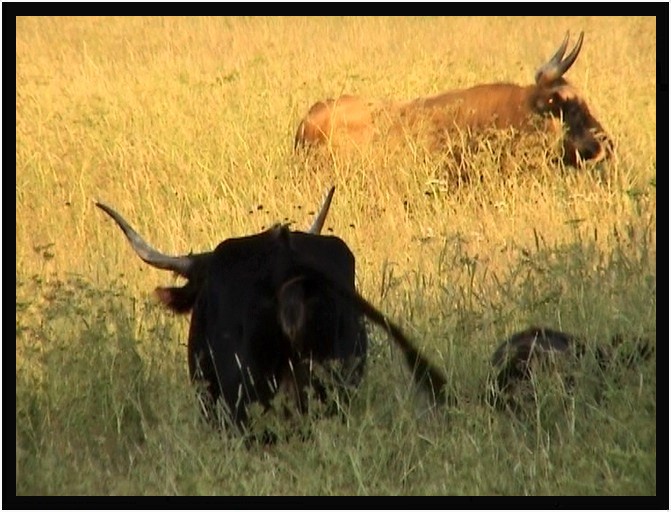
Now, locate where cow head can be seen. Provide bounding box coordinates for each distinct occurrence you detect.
[96,187,336,316]
[531,31,613,167]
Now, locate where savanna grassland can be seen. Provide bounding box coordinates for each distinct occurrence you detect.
[16,16,657,496]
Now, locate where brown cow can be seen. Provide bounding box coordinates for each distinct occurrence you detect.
[295,32,612,167]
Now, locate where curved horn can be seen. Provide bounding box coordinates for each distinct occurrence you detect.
[548,31,570,66]
[96,202,194,278]
[535,31,584,84]
[308,186,335,234]
[556,31,584,78]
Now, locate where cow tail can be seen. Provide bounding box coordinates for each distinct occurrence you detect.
[295,264,452,407]
[353,295,450,406]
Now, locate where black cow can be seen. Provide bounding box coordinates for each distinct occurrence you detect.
[96,187,447,436]
[487,326,654,411]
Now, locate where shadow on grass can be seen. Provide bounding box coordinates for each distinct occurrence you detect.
[16,274,183,494]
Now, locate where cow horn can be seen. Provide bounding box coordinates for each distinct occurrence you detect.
[96,202,194,278]
[556,31,583,78]
[307,186,335,234]
[548,31,570,66]
[535,31,584,84]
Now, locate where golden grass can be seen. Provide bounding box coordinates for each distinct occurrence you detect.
[16,16,656,495]
[16,16,656,289]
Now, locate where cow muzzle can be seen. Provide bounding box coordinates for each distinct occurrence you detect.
[563,130,613,167]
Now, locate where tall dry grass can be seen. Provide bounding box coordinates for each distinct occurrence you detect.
[16,16,656,496]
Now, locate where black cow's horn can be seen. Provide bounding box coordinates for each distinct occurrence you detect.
[308,186,335,234]
[96,202,194,278]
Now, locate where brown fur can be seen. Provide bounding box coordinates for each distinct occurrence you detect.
[400,83,539,130]
[294,34,612,167]
[294,95,388,151]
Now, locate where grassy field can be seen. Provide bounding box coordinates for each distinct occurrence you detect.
[16,16,656,496]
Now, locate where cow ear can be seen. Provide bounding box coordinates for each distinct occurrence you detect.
[155,285,197,314]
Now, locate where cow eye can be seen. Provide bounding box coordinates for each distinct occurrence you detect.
[535,94,560,115]
[543,93,564,115]
[548,93,561,106]
[549,92,563,106]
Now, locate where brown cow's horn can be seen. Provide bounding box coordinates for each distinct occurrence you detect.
[535,31,584,84]
[556,31,584,78]
[308,186,335,234]
[96,202,194,278]
[549,31,570,65]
